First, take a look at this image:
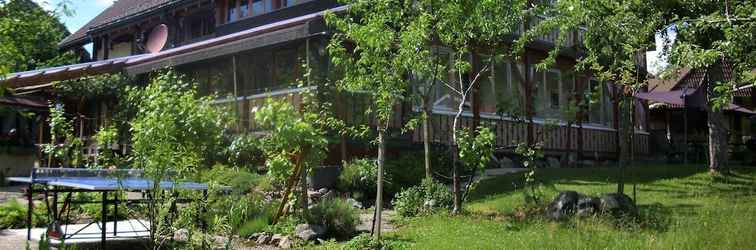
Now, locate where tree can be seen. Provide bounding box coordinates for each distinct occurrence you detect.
[660,0,755,174]
[326,0,430,239]
[128,70,230,248]
[255,99,327,222]
[514,0,659,193]
[418,0,527,213]
[521,0,755,176]
[0,0,76,74]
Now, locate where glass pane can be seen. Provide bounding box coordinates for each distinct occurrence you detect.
[546,71,560,119]
[274,47,301,86]
[227,1,238,22]
[533,69,546,117]
[264,0,274,12]
[603,83,613,126]
[252,0,264,15]
[588,80,601,124]
[509,64,524,116]
[480,61,499,114]
[240,0,249,17]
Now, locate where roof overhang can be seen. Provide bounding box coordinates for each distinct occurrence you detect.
[124,6,340,75]
[2,55,146,89]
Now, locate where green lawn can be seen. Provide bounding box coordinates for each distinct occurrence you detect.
[376,165,756,249]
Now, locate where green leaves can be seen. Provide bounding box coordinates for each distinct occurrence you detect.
[129,70,229,179]
[254,99,328,183]
[456,126,495,173]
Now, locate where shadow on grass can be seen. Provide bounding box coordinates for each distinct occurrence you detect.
[468,165,751,202]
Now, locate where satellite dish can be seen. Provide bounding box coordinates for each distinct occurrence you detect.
[145,24,168,54]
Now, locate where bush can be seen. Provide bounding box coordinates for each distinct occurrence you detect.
[0,200,47,229]
[238,216,270,237]
[201,164,267,194]
[337,159,378,201]
[226,134,264,169]
[392,178,453,217]
[307,198,359,239]
[342,234,409,250]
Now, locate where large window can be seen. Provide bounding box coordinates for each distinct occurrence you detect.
[225,0,312,24]
[587,79,613,126]
[480,59,524,115]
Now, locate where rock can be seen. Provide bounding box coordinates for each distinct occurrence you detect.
[213,236,229,249]
[173,228,189,242]
[271,234,284,245]
[278,236,293,249]
[346,198,363,209]
[576,196,600,217]
[599,193,637,217]
[547,191,582,220]
[248,232,262,241]
[256,233,271,245]
[295,224,326,241]
[321,190,337,200]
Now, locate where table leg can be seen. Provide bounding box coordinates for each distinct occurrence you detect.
[113,193,118,236]
[101,191,107,250]
[26,183,32,241]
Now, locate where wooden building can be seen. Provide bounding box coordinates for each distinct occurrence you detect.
[3,0,650,165]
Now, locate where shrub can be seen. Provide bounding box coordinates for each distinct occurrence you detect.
[307,198,359,239]
[0,200,47,229]
[201,164,267,194]
[342,234,409,250]
[238,216,270,237]
[392,178,453,217]
[337,159,378,201]
[226,134,264,169]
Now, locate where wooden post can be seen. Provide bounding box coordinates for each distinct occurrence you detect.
[271,150,306,225]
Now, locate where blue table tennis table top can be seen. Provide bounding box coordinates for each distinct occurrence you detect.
[6,176,211,191]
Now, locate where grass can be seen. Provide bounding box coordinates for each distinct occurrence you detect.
[334,165,756,249]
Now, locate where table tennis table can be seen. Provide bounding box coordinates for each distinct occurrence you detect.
[6,168,219,249]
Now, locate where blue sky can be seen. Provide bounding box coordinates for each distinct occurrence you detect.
[33,0,114,35]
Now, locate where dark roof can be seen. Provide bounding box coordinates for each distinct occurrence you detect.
[0,95,48,109]
[2,55,146,88]
[59,0,176,48]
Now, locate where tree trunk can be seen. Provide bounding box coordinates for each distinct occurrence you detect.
[299,166,309,218]
[707,107,728,173]
[423,104,432,179]
[373,129,385,239]
[451,144,461,214]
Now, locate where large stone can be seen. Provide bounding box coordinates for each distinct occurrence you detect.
[547,191,582,220]
[278,236,293,249]
[256,233,271,245]
[295,224,326,241]
[576,196,600,217]
[346,198,363,209]
[271,234,284,245]
[173,228,189,242]
[213,236,229,249]
[599,193,637,217]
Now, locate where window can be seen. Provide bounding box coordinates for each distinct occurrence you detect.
[480,59,523,115]
[273,46,303,86]
[587,79,614,126]
[240,0,249,17]
[252,0,264,15]
[227,0,238,22]
[226,0,311,23]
